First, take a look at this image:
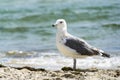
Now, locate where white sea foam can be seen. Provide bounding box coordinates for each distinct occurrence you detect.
[0,52,120,70]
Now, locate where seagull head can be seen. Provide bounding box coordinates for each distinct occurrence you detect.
[52,19,67,30]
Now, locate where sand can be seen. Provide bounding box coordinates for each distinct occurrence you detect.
[0,64,120,80]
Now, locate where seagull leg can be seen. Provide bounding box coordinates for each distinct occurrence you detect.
[73,59,76,70]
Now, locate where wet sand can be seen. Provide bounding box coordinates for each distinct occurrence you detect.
[0,64,120,80]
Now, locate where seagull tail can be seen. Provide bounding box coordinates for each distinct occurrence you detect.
[101,52,110,58]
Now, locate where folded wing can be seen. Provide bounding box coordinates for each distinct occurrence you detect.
[64,38,110,57]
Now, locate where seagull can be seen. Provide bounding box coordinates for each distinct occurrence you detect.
[52,19,110,70]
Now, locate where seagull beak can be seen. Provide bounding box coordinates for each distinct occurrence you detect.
[52,24,55,27]
[52,23,57,27]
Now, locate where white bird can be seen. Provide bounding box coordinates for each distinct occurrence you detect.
[52,19,110,70]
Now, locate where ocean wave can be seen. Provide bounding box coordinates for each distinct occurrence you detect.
[5,50,37,58]
[0,52,120,70]
[0,27,29,33]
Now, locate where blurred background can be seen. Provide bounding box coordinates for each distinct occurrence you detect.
[0,0,120,69]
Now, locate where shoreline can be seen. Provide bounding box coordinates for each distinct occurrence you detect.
[0,64,120,80]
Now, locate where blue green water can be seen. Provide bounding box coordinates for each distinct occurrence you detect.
[0,0,120,69]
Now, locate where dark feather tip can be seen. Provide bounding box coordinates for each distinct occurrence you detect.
[102,53,110,58]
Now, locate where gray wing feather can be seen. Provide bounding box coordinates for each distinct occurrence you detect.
[65,38,100,56]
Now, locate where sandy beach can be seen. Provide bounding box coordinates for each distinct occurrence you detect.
[0,64,120,80]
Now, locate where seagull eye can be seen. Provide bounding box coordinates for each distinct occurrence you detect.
[60,21,63,24]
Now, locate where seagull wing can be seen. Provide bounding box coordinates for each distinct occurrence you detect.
[64,38,100,56]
